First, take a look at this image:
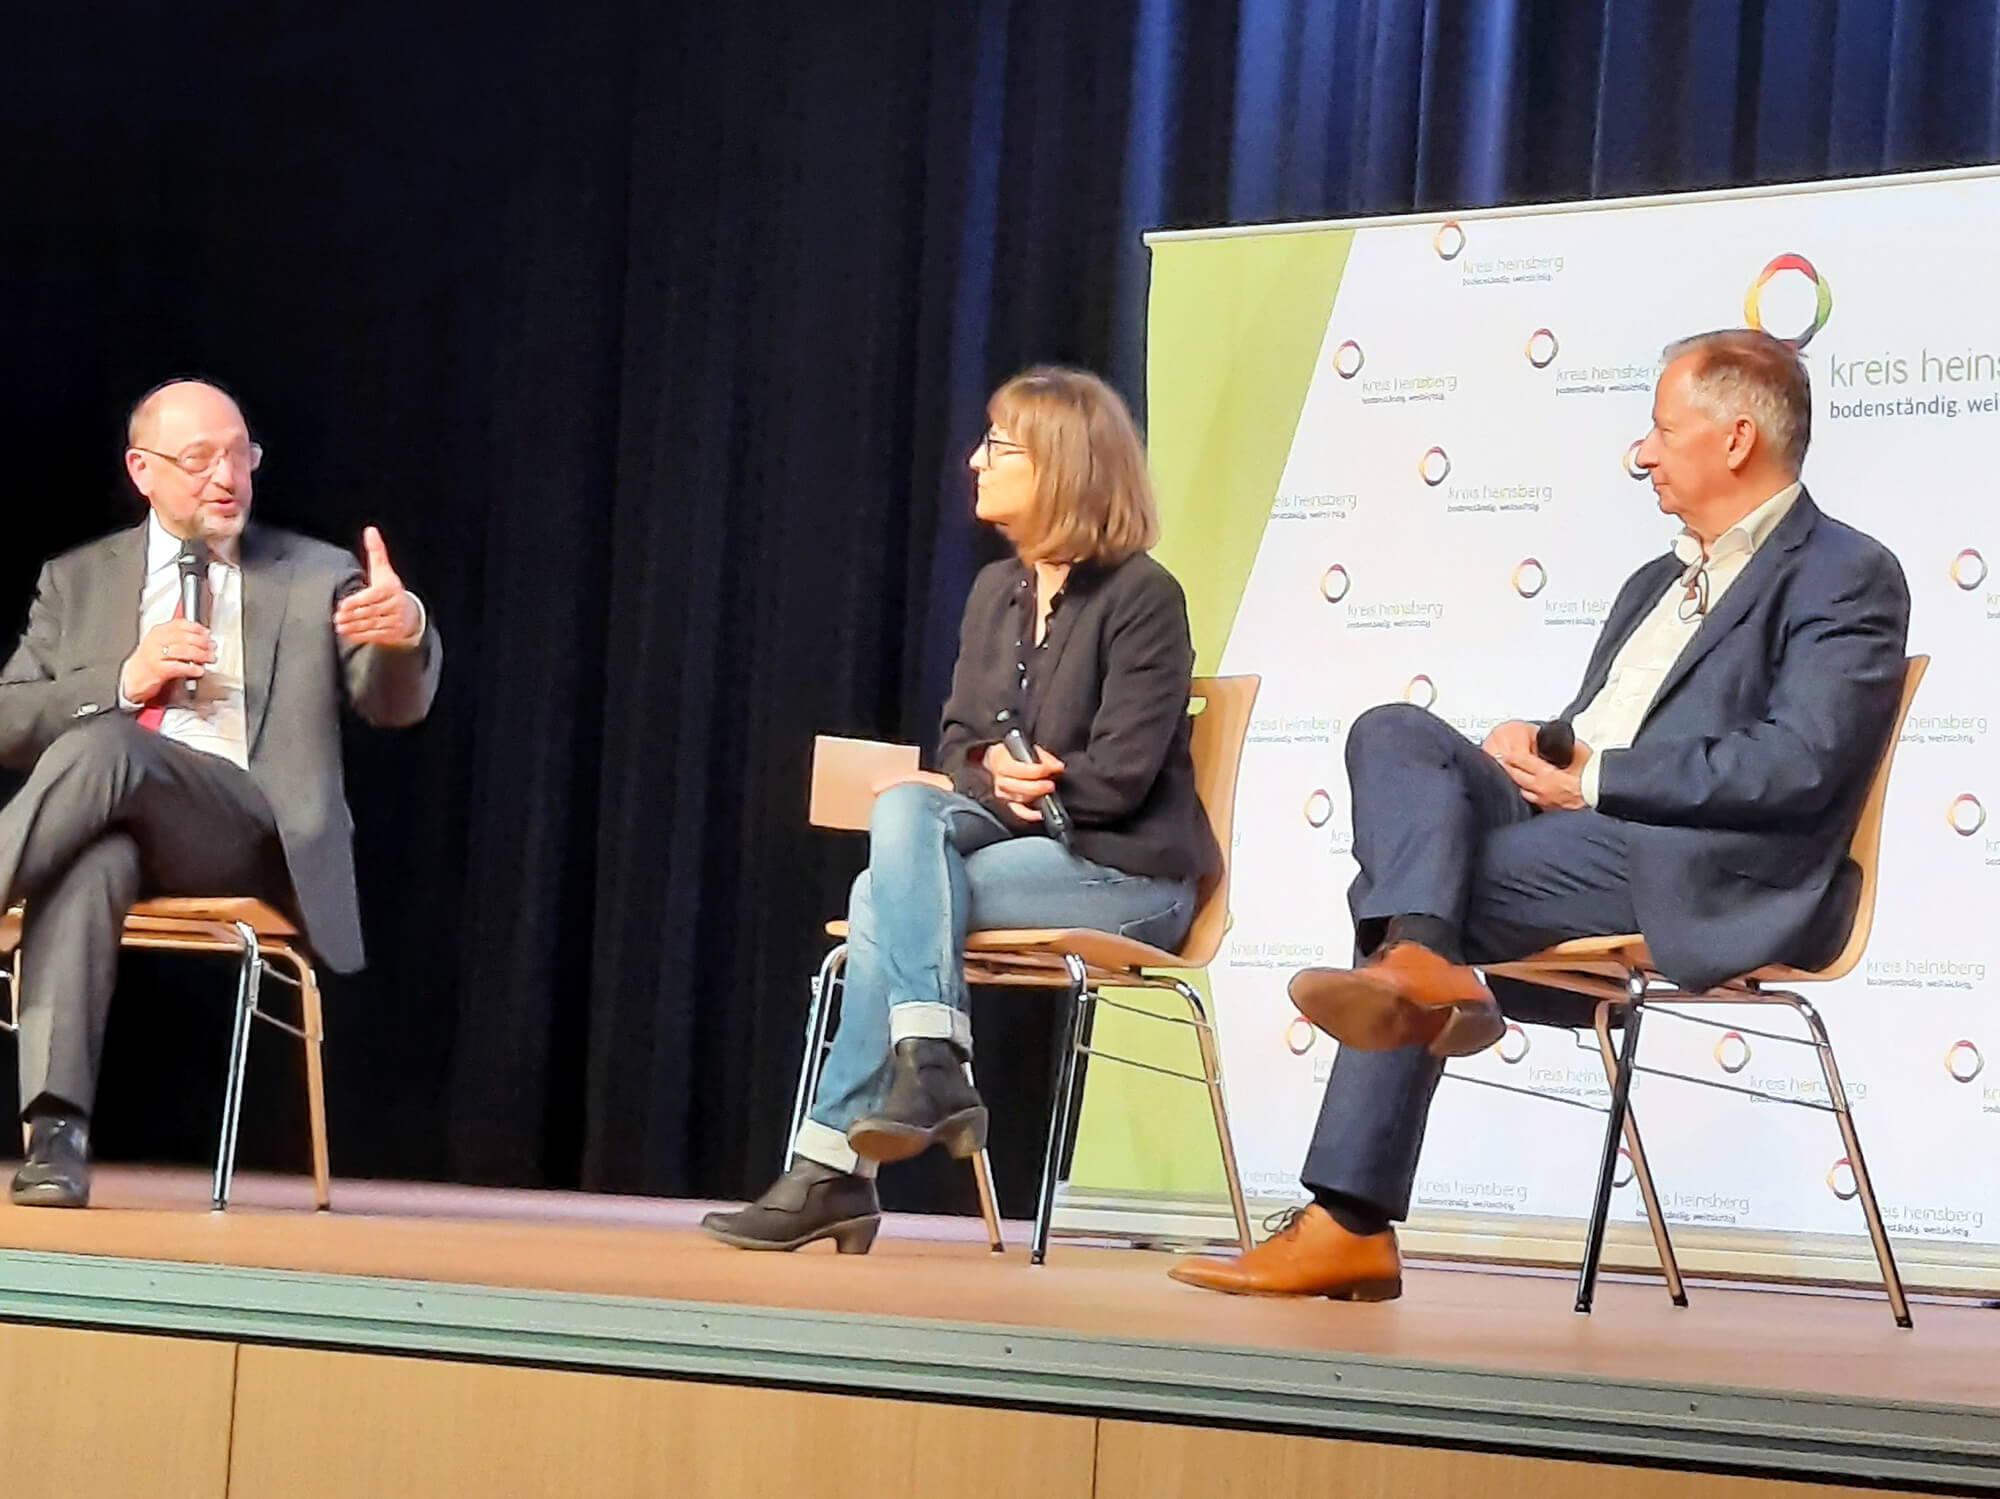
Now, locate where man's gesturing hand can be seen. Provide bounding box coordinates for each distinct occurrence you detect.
[1495,740,1594,811]
[333,527,424,647]
[121,619,217,704]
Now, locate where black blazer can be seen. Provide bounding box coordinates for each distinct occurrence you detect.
[1560,490,1909,991]
[937,552,1221,885]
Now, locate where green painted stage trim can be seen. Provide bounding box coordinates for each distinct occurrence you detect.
[0,1248,1994,1491]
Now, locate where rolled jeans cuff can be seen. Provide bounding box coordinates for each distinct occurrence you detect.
[889,1000,973,1054]
[793,1118,877,1180]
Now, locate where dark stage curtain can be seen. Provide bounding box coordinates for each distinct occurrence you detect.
[3,0,1998,1210]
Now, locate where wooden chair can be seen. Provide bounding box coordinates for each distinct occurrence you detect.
[1484,655,1929,1327]
[789,676,1260,1264]
[0,897,329,1211]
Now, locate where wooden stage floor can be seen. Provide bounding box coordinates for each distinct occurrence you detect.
[0,1165,1992,1417]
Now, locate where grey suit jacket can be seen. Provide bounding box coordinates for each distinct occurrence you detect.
[0,521,442,972]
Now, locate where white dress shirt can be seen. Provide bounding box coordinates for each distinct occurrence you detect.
[121,514,251,770]
[1572,482,1801,806]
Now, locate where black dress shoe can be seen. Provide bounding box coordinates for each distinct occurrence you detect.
[701,1159,880,1253]
[846,1038,988,1164]
[11,1115,92,1209]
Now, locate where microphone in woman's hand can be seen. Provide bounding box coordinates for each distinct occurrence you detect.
[1534,718,1577,769]
[994,709,1073,848]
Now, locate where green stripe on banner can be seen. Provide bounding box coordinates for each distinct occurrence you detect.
[1066,228,1353,1202]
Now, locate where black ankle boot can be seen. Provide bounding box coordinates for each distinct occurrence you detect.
[700,1159,880,1253]
[846,1038,988,1164]
[11,1114,92,1209]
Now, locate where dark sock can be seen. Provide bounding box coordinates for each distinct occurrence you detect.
[1383,913,1464,965]
[22,1096,86,1127]
[1311,1187,1391,1237]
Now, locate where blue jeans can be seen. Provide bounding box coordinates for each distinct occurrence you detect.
[795,782,1199,1177]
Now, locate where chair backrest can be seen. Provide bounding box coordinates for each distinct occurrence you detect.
[1173,675,1260,967]
[1812,654,1928,981]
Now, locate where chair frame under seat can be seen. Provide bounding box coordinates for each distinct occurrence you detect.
[1476,654,1929,1329]
[0,899,330,1212]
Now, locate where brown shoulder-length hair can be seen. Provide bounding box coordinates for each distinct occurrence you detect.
[987,366,1160,565]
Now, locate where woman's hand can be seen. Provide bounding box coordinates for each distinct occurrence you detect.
[870,769,954,796]
[981,741,1064,821]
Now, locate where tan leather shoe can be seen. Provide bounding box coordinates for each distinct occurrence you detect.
[1288,941,1503,1058]
[1168,1204,1401,1300]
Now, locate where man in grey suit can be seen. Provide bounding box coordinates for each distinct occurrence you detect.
[0,379,442,1206]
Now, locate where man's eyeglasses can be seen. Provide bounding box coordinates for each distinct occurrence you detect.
[978,431,1027,465]
[131,441,263,478]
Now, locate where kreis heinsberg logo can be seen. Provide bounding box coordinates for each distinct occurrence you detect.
[1332,340,1365,379]
[1951,549,1988,590]
[1404,675,1438,710]
[1303,789,1334,828]
[1419,446,1452,486]
[1512,559,1547,599]
[1285,1017,1317,1056]
[1713,1031,1752,1074]
[1623,441,1648,480]
[1826,1157,1859,1201]
[1946,1039,1985,1084]
[1744,253,1833,350]
[1433,221,1465,261]
[1494,1023,1530,1064]
[1525,328,1559,368]
[1949,794,1987,836]
[1320,563,1351,603]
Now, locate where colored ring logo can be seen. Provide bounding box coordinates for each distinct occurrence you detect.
[1433,221,1465,260]
[1419,446,1452,486]
[1613,1148,1635,1190]
[1946,1039,1985,1084]
[1494,1023,1530,1064]
[1826,1158,1859,1201]
[1332,340,1365,379]
[1951,549,1988,590]
[1404,675,1437,710]
[1285,1016,1318,1056]
[1304,789,1334,828]
[1744,252,1833,350]
[1525,328,1559,368]
[1623,440,1648,480]
[1949,794,1987,836]
[1512,558,1547,599]
[1713,1031,1751,1075]
[1320,563,1351,603]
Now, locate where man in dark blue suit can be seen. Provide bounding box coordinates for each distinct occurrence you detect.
[1172,328,1910,1300]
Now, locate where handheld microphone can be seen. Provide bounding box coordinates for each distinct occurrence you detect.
[176,538,211,702]
[1534,718,1576,769]
[993,708,1072,848]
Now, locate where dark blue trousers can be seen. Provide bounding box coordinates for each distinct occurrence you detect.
[1299,705,1638,1220]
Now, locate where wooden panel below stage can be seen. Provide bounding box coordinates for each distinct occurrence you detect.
[0,1322,1945,1499]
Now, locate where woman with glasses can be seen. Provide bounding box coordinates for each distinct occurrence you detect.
[703,367,1219,1253]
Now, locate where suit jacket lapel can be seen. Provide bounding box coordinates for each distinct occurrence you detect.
[95,525,149,666]
[1643,490,1821,722]
[241,524,290,755]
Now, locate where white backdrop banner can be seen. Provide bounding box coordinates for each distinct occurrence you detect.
[1140,168,2000,1260]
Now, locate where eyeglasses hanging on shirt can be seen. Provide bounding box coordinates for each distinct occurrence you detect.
[1676,561,1711,623]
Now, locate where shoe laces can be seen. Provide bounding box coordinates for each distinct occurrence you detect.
[1261,1202,1312,1241]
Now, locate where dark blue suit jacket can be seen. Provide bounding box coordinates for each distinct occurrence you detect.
[1559,490,1910,990]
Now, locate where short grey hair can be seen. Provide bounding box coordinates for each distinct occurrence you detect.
[1661,328,1811,474]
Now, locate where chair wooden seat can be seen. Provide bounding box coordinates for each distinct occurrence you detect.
[0,894,328,1212]
[799,676,1261,1263]
[1482,655,1929,1328]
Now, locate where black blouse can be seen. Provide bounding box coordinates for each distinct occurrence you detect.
[936,552,1221,884]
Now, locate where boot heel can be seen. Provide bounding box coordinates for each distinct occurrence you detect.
[1327,1276,1402,1303]
[938,1107,989,1159]
[831,1217,880,1254]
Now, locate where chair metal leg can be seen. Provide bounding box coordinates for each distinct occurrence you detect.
[1170,977,1251,1251]
[1577,978,1647,1313]
[1791,995,1912,1328]
[1592,1003,1686,1307]
[963,1057,1004,1253]
[284,949,332,1212]
[1031,954,1092,1266]
[212,921,263,1211]
[785,945,845,1172]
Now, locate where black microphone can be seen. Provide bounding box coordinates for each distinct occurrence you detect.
[993,708,1072,848]
[1534,718,1576,769]
[176,538,211,702]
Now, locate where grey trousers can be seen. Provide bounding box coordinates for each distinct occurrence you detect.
[0,714,288,1117]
